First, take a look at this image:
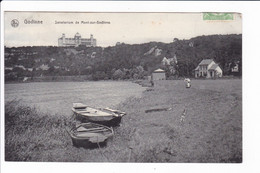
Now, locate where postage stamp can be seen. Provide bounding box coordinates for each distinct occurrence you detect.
[203,13,234,20]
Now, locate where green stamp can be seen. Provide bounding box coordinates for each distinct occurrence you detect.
[203,13,233,20]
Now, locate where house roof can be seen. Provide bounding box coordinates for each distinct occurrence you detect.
[75,32,81,37]
[208,64,220,71]
[199,59,214,65]
[153,68,165,73]
[194,66,199,71]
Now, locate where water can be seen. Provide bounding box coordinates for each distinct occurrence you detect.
[5,81,145,116]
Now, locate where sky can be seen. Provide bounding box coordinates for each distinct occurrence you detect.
[4,12,242,47]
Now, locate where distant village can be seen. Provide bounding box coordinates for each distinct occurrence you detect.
[149,58,239,81]
[4,34,241,82]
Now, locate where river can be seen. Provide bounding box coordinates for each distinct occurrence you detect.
[5,81,145,116]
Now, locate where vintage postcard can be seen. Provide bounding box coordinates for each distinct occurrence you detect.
[3,11,242,163]
[0,6,249,173]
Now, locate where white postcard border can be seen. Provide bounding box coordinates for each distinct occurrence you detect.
[1,1,260,173]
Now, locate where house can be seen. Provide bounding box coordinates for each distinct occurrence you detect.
[161,55,178,66]
[152,68,166,80]
[195,59,223,78]
[231,64,239,72]
[162,57,170,66]
[231,61,240,73]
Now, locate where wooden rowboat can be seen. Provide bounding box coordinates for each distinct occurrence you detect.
[67,122,114,148]
[72,103,126,126]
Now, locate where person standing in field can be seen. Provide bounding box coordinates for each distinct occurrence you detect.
[184,78,191,88]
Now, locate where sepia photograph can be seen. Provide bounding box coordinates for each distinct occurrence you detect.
[3,11,243,163]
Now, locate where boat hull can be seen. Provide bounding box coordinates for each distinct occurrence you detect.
[71,136,108,149]
[74,112,122,126]
[72,104,126,126]
[68,122,114,148]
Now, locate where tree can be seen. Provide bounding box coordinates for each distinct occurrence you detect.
[112,69,124,80]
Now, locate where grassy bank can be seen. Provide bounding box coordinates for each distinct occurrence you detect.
[5,79,242,162]
[116,79,242,162]
[5,100,74,161]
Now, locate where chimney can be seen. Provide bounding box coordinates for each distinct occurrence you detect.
[62,33,65,42]
[90,34,94,46]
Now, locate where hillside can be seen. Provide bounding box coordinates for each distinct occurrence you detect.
[4,34,242,81]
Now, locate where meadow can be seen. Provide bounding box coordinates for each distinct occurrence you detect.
[5,79,242,162]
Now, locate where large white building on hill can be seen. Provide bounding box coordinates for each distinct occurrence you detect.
[58,33,96,47]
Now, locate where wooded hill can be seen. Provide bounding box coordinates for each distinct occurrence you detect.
[5,34,242,81]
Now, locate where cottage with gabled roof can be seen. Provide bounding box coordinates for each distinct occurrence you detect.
[195,59,223,78]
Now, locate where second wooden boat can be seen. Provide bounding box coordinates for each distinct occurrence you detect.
[68,122,114,148]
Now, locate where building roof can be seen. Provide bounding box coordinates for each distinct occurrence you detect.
[153,68,165,73]
[208,64,220,71]
[75,32,81,37]
[199,59,214,65]
[194,66,199,71]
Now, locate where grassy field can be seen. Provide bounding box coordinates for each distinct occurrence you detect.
[5,79,242,162]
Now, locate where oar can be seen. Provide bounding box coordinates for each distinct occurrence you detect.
[78,129,110,133]
[77,126,106,132]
